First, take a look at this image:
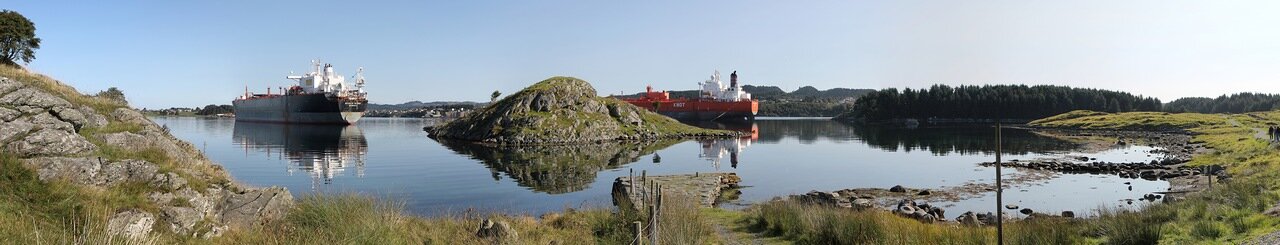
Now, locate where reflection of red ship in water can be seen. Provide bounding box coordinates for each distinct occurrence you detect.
[622,71,758,122]
[697,122,758,169]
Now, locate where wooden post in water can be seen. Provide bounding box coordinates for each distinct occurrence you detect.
[996,122,1004,245]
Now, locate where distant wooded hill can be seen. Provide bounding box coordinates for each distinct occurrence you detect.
[1163,93,1280,114]
[835,84,1163,123]
[618,85,875,117]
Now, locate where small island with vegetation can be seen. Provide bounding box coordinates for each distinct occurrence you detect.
[426,76,738,145]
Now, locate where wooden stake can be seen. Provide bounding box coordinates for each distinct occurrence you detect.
[996,122,1004,245]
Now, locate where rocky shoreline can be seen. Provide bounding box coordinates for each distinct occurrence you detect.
[778,127,1223,226]
[1,74,292,240]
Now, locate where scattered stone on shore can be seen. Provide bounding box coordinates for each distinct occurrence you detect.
[1061,211,1075,218]
[889,185,907,193]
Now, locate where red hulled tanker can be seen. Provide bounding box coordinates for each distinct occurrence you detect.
[622,71,758,121]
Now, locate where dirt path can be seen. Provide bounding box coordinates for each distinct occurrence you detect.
[1226,117,1269,140]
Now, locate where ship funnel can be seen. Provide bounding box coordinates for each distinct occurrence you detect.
[730,71,738,88]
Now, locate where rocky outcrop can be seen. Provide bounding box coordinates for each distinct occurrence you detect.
[475,218,520,245]
[107,210,156,241]
[426,76,737,145]
[0,72,294,240]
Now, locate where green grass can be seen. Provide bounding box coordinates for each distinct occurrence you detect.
[1029,110,1280,244]
[215,193,723,244]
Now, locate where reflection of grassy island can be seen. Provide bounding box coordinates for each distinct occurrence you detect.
[426,76,736,145]
[437,138,681,194]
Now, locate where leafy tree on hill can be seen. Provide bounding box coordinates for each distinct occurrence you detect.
[94,87,127,105]
[0,10,40,66]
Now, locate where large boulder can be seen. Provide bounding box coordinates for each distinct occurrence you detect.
[219,187,293,228]
[476,219,520,244]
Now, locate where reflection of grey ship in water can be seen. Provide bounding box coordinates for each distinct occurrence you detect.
[232,122,367,188]
[697,122,758,169]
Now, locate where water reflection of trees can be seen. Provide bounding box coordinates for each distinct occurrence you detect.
[847,125,1076,155]
[748,120,1075,155]
[436,139,682,194]
[232,122,368,187]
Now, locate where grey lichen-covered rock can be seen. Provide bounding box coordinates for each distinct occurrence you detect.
[5,128,97,157]
[150,172,188,191]
[0,120,34,143]
[162,207,204,235]
[107,210,156,241]
[219,187,293,228]
[475,219,520,244]
[112,107,155,129]
[0,106,19,121]
[0,87,73,108]
[427,76,735,145]
[23,157,158,187]
[27,112,75,132]
[78,106,109,128]
[100,159,160,184]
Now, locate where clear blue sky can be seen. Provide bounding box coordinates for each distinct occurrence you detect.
[8,1,1280,109]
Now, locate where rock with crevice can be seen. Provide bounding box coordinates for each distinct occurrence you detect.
[0,87,74,108]
[0,120,35,143]
[107,210,155,241]
[100,159,160,184]
[23,157,158,187]
[162,207,203,235]
[27,112,76,132]
[219,187,293,228]
[150,172,188,191]
[0,106,19,122]
[6,128,97,157]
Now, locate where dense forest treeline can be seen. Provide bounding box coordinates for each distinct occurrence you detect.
[1163,93,1280,114]
[836,84,1163,122]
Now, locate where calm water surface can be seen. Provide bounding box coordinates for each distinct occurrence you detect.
[154,117,1169,219]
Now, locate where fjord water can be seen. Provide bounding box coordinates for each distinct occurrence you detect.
[154,117,1168,219]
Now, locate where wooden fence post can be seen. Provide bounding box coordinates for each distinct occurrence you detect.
[633,221,644,245]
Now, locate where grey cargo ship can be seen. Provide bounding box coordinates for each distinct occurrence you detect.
[233,61,368,124]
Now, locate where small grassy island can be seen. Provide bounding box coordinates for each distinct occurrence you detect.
[426,76,737,145]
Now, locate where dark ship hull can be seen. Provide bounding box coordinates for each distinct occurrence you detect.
[233,93,366,124]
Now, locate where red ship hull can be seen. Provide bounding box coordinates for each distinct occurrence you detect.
[622,88,758,121]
